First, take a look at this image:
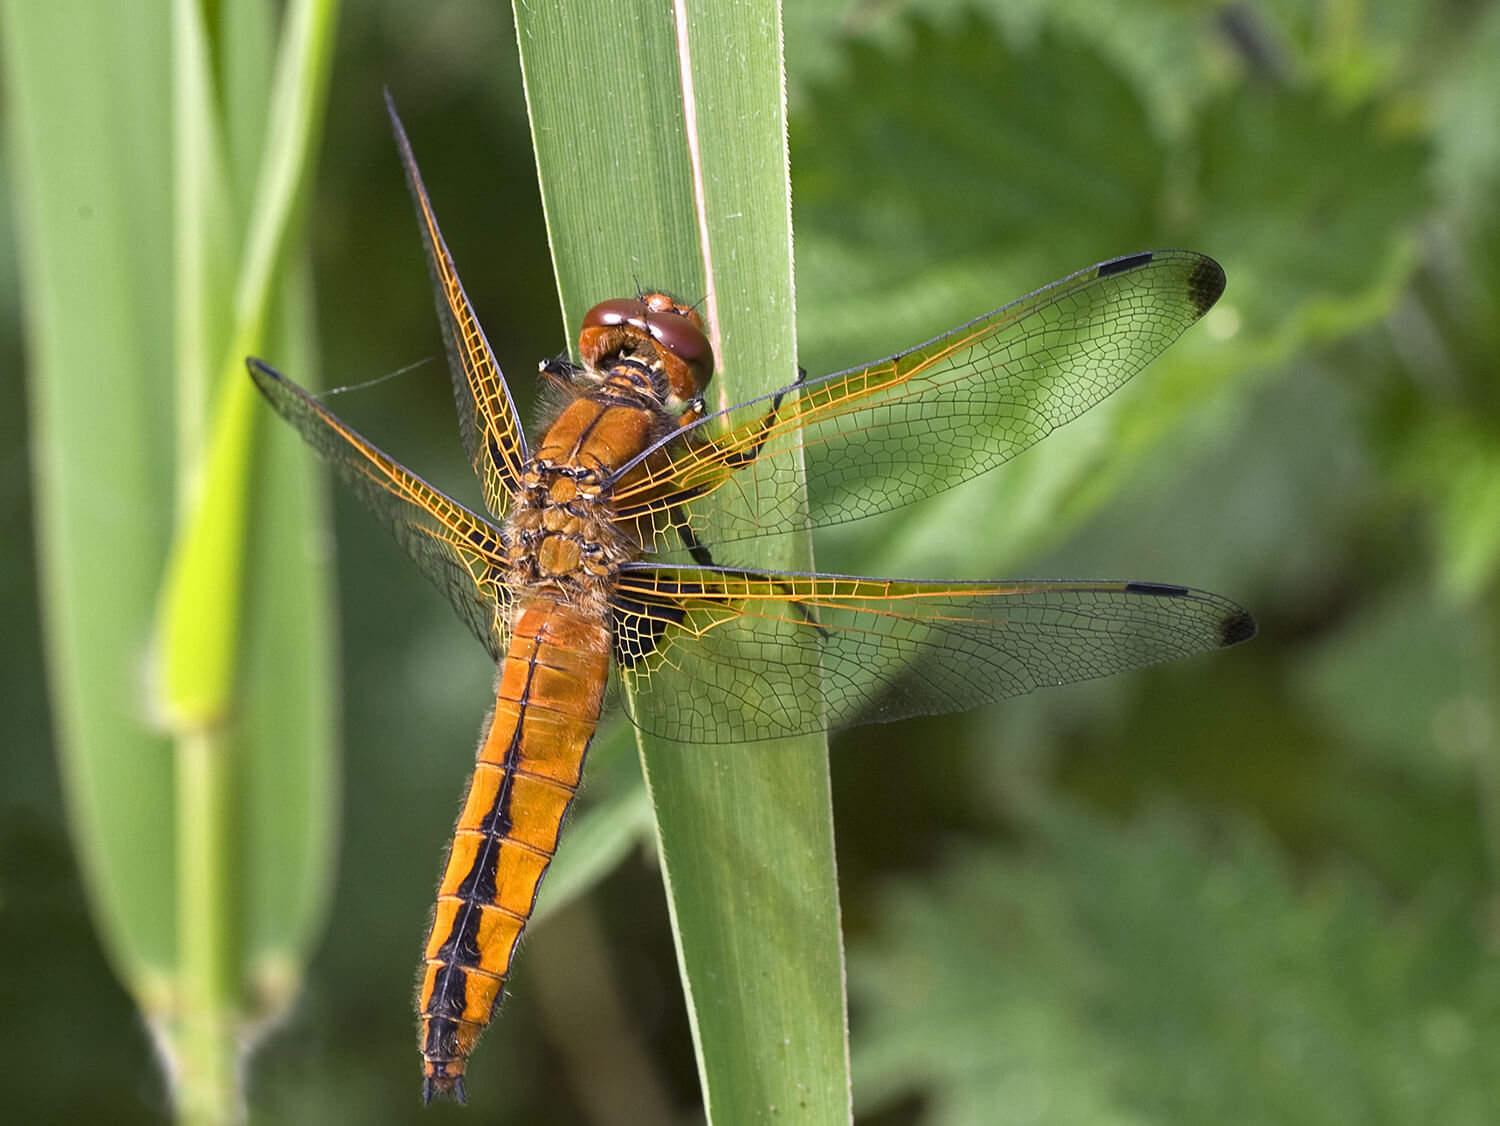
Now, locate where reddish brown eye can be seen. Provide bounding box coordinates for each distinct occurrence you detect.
[643,303,714,385]
[579,295,715,399]
[581,297,651,333]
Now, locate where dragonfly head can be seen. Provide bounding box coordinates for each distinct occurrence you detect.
[578,293,714,413]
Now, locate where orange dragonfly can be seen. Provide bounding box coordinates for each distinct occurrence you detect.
[249,98,1254,1104]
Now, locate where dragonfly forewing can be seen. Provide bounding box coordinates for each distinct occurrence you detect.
[613,250,1225,555]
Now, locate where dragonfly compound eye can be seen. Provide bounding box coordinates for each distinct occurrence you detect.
[579,295,715,405]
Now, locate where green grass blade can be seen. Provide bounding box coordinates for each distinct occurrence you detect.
[514,1,850,1121]
[3,0,341,1119]
[157,0,340,729]
[2,0,178,996]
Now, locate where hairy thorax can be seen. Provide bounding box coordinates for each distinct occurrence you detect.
[504,386,668,615]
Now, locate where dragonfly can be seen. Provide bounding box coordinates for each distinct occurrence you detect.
[249,97,1255,1105]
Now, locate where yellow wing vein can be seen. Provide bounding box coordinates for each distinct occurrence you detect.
[388,94,528,519]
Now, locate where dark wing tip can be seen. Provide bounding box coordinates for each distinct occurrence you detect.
[1217,608,1258,647]
[246,355,282,388]
[1186,255,1227,316]
[1094,251,1226,317]
[1123,582,1257,649]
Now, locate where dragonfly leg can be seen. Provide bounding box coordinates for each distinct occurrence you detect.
[538,354,581,390]
[613,367,811,552]
[708,363,810,473]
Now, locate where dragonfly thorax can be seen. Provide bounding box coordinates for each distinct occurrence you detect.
[508,381,671,604]
[507,468,628,601]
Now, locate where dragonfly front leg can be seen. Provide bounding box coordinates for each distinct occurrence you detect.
[710,363,809,474]
[667,364,810,565]
[662,367,825,630]
[612,363,808,552]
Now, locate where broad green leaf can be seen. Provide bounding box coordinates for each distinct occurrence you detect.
[793,21,1166,375]
[790,18,1429,590]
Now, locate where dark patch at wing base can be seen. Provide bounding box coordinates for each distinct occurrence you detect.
[610,582,696,669]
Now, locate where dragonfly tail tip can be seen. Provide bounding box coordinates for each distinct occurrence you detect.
[422,1073,468,1106]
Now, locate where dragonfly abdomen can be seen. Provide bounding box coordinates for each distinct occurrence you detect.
[418,597,611,1104]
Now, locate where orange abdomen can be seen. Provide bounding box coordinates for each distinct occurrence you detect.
[417,597,612,1102]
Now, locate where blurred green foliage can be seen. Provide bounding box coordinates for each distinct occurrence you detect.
[3,0,1499,1122]
[852,806,1500,1125]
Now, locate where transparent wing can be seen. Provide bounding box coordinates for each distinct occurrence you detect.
[249,358,512,659]
[611,251,1225,553]
[387,92,528,520]
[611,565,1255,744]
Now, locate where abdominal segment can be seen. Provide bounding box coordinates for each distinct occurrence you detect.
[417,598,612,1103]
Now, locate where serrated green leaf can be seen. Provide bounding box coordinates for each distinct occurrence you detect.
[793,20,1166,373]
[789,25,1253,584]
[1194,90,1429,353]
[853,803,1500,1126]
